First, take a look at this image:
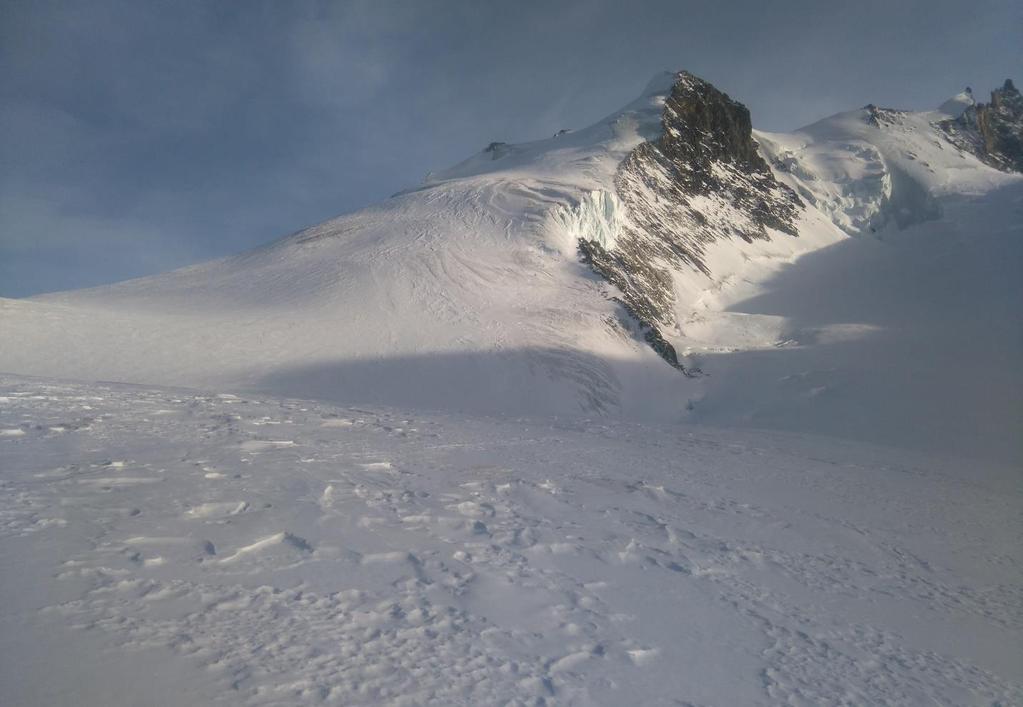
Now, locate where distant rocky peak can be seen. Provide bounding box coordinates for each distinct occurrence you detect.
[864,104,909,128]
[991,79,1021,112]
[937,77,1022,173]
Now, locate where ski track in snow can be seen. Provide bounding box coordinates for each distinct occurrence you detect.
[1,375,1020,706]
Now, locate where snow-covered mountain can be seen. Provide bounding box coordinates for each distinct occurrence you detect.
[1,71,1020,461]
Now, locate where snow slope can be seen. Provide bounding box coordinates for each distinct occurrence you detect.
[0,74,689,419]
[688,107,1023,463]
[1,376,1020,706]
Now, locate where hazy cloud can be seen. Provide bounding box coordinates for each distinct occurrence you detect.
[1,0,1020,295]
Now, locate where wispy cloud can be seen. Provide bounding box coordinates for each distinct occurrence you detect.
[1,0,1019,296]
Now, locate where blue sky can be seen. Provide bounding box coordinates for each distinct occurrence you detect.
[2,0,1020,296]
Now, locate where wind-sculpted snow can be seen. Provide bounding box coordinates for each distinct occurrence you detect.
[1,377,1021,705]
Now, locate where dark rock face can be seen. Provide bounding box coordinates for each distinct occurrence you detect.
[938,79,1023,173]
[484,142,510,160]
[864,104,910,128]
[578,71,803,372]
[618,72,803,256]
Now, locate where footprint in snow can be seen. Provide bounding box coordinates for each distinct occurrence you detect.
[239,440,296,452]
[184,501,249,520]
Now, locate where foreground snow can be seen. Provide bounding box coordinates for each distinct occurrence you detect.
[1,375,1019,706]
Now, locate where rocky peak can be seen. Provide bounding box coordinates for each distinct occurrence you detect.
[656,71,767,185]
[987,80,1022,125]
[577,70,803,373]
[937,77,1022,173]
[625,71,802,241]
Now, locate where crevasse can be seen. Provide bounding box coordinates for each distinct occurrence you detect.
[552,190,624,251]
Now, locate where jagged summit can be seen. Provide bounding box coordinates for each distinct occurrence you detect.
[579,70,804,370]
[658,72,775,176]
[937,77,1022,172]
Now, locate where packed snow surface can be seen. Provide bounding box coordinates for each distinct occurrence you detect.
[1,377,1020,706]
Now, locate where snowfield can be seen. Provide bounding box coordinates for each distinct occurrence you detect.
[1,70,1022,704]
[1,376,1020,706]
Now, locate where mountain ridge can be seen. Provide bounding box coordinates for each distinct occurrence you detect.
[938,78,1023,172]
[1,69,1020,462]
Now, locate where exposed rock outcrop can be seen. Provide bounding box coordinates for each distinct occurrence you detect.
[938,79,1023,173]
[484,141,511,159]
[578,71,803,372]
[864,104,910,128]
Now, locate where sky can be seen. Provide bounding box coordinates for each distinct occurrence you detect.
[2,0,1021,296]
